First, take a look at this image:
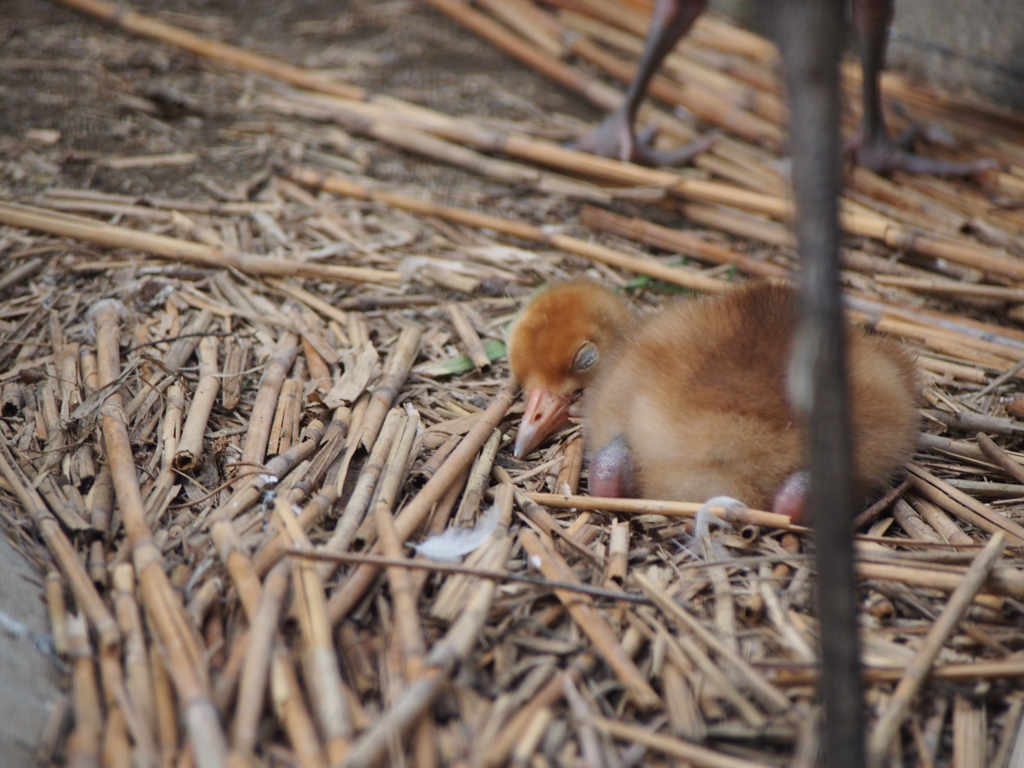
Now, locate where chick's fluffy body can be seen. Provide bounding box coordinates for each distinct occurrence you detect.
[585,281,919,510]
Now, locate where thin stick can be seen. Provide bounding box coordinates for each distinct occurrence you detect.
[0,202,400,284]
[866,533,1006,767]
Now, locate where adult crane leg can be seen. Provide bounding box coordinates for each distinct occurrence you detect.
[572,0,715,166]
[773,2,864,767]
[850,0,996,175]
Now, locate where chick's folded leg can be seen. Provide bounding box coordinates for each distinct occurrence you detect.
[849,0,997,176]
[513,387,574,459]
[771,470,809,523]
[570,0,713,167]
[588,436,635,498]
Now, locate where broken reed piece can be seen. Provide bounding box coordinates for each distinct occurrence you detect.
[0,202,400,284]
[112,564,158,752]
[0,435,119,648]
[976,432,1024,485]
[283,167,730,295]
[527,491,800,530]
[340,517,514,768]
[579,204,790,279]
[447,303,491,370]
[633,571,792,714]
[173,335,220,471]
[90,300,228,768]
[907,463,1024,544]
[866,533,1006,768]
[238,333,299,469]
[273,497,352,764]
[519,527,661,709]
[358,325,422,451]
[232,560,289,757]
[325,380,518,625]
[54,0,366,99]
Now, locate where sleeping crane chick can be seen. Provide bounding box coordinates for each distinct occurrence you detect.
[585,281,920,522]
[507,281,635,459]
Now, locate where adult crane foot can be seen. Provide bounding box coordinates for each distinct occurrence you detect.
[848,127,998,177]
[571,109,720,167]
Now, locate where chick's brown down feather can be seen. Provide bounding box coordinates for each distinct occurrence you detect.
[585,281,919,512]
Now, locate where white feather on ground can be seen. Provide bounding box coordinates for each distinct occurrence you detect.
[410,502,502,562]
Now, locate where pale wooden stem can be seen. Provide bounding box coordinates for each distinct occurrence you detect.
[232,561,289,756]
[447,303,491,370]
[0,202,399,284]
[519,528,660,709]
[174,336,220,472]
[866,533,1006,767]
[326,380,517,625]
[358,326,421,451]
[91,300,227,768]
[239,333,299,469]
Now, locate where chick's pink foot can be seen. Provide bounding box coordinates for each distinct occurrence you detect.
[588,436,635,497]
[772,470,809,524]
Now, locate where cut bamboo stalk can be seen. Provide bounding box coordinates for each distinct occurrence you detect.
[866,533,1005,767]
[274,498,352,764]
[527,491,798,530]
[906,496,973,546]
[174,336,220,471]
[239,334,298,470]
[447,303,491,371]
[284,167,731,294]
[325,379,517,625]
[634,571,791,713]
[232,561,289,756]
[92,300,227,768]
[580,204,789,278]
[0,435,120,648]
[875,275,1024,302]
[340,534,512,767]
[519,528,660,709]
[0,202,400,284]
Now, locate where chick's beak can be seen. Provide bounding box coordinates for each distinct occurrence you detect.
[513,387,573,458]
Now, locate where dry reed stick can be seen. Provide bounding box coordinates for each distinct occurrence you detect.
[907,464,1024,544]
[326,380,518,625]
[91,300,227,768]
[174,336,220,471]
[866,533,1006,767]
[527,491,798,530]
[358,326,421,451]
[592,715,777,768]
[0,436,120,647]
[339,531,513,768]
[317,408,405,580]
[285,166,730,293]
[239,333,299,470]
[0,202,400,284]
[231,560,288,756]
[519,528,660,709]
[67,613,103,768]
[54,0,365,99]
[447,303,491,371]
[634,571,792,713]
[580,205,790,279]
[112,564,157,747]
[274,497,352,764]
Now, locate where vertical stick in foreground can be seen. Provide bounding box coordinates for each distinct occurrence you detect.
[772,3,862,768]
